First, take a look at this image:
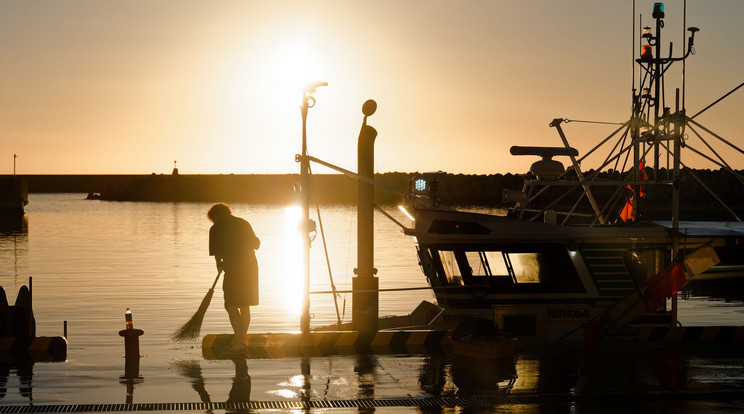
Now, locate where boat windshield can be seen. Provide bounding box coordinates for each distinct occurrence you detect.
[425,244,585,293]
[438,250,548,284]
[438,250,463,284]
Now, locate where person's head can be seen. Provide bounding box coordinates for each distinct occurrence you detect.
[207,203,231,223]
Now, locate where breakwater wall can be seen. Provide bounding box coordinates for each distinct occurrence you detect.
[12,173,522,205]
[8,169,743,212]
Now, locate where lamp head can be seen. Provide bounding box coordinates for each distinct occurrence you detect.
[362,100,377,117]
[652,3,664,19]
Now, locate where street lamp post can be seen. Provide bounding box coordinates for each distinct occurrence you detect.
[299,82,326,334]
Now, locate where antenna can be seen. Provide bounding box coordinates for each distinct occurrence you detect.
[632,0,636,94]
[682,0,687,112]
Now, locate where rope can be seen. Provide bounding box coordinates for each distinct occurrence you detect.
[315,203,342,325]
[562,118,626,126]
[308,161,343,325]
[309,284,480,295]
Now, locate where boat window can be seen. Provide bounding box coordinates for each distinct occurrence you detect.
[427,245,584,293]
[623,247,671,288]
[510,253,547,283]
[466,251,509,276]
[438,250,463,285]
[464,251,547,283]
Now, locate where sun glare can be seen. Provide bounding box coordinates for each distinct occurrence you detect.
[283,206,304,315]
[266,39,328,102]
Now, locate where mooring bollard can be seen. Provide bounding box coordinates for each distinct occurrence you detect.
[119,308,144,404]
[119,308,144,358]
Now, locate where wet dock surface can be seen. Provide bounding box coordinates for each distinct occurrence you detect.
[2,341,744,412]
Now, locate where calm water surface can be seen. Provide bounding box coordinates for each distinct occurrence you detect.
[0,194,743,411]
[6,194,432,339]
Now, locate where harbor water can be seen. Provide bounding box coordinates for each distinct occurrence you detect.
[1,194,744,412]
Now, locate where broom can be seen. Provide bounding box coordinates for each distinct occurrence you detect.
[169,271,222,342]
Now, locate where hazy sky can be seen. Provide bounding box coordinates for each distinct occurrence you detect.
[1,0,742,175]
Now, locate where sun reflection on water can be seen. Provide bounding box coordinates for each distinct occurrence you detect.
[283,206,304,315]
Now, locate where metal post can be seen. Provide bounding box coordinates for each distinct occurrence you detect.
[671,88,682,327]
[654,13,662,128]
[353,100,379,332]
[632,122,640,220]
[300,93,311,334]
[299,82,327,334]
[672,90,681,229]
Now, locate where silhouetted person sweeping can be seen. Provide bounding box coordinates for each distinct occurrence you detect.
[207,203,260,353]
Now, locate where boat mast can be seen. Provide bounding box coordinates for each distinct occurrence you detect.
[637,2,700,324]
[635,2,699,228]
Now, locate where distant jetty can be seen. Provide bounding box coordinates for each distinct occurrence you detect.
[12,172,525,205]
[9,169,744,216]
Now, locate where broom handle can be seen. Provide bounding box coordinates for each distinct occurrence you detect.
[210,271,223,290]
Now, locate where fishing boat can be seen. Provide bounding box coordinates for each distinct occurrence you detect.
[403,2,744,341]
[297,3,743,347]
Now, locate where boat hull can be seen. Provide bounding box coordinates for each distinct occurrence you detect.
[410,208,744,341]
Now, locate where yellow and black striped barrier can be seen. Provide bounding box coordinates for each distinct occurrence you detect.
[636,326,744,342]
[0,336,67,362]
[202,330,454,360]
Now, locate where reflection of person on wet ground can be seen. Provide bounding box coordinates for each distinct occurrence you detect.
[227,359,251,403]
[419,357,447,396]
[207,203,261,353]
[171,359,251,406]
[172,360,211,403]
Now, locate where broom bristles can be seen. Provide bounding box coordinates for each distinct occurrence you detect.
[169,288,215,342]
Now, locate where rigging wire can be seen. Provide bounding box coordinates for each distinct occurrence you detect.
[689,82,744,120]
[682,0,687,114]
[685,123,732,172]
[632,0,636,94]
[574,122,628,164]
[315,202,342,326]
[308,162,343,325]
[688,117,744,157]
[658,141,743,222]
[562,119,626,126]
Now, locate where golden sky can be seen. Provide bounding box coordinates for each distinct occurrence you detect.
[1,0,742,175]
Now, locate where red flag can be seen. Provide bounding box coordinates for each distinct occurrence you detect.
[619,161,649,222]
[619,196,634,222]
[638,161,647,198]
[642,262,687,311]
[639,161,648,180]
